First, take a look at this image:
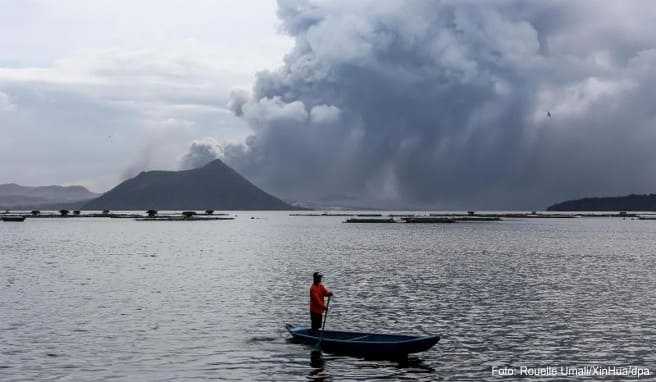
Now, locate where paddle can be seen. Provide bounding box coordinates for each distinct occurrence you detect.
[314,295,331,351]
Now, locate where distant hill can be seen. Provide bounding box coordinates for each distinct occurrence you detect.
[547,194,656,211]
[0,183,99,209]
[83,159,296,210]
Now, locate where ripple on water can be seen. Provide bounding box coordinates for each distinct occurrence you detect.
[0,214,655,380]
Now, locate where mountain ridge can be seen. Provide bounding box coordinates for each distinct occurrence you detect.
[0,183,98,209]
[547,193,656,211]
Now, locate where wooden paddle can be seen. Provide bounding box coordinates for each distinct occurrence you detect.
[314,295,331,351]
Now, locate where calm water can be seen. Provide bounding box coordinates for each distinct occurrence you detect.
[1,213,655,381]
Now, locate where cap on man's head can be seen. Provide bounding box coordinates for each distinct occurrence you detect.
[313,272,323,279]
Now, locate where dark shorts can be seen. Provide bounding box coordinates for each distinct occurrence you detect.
[311,312,323,330]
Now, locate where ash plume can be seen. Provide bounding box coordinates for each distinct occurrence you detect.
[222,0,656,209]
[179,138,224,170]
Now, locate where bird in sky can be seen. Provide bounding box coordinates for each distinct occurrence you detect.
[547,111,552,118]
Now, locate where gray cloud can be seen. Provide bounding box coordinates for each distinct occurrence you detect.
[179,138,224,170]
[0,48,251,191]
[227,89,250,117]
[222,0,656,209]
[0,1,290,192]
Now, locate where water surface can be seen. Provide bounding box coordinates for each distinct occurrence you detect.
[1,213,655,380]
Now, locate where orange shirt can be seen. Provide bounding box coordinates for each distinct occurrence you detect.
[309,283,330,314]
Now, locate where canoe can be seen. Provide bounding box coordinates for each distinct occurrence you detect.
[286,324,439,359]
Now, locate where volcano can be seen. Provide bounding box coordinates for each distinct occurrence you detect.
[83,159,295,210]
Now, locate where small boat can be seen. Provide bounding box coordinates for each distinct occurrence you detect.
[1,216,26,222]
[286,324,439,359]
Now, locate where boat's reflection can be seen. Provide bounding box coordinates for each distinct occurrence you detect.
[397,356,435,372]
[308,350,434,380]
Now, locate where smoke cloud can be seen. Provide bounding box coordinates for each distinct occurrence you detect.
[220,0,656,209]
[179,138,225,170]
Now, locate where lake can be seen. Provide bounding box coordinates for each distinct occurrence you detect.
[1,212,655,380]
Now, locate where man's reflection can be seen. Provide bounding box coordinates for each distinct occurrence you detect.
[309,350,327,381]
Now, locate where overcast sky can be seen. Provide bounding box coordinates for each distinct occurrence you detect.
[2,1,656,209]
[0,0,291,191]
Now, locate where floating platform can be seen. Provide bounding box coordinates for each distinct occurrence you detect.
[3,212,234,219]
[345,218,396,223]
[401,217,455,223]
[108,214,143,218]
[578,213,637,218]
[12,213,142,219]
[135,216,235,221]
[453,216,501,221]
[1,216,26,222]
[515,213,576,218]
[428,214,501,221]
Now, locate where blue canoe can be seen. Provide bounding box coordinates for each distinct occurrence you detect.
[286,324,439,359]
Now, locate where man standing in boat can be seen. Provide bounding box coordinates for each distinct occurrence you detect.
[310,272,333,331]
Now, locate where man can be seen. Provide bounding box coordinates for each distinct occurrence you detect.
[310,272,333,331]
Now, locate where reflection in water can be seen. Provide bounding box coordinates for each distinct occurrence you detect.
[310,350,324,368]
[309,350,327,381]
[397,356,435,373]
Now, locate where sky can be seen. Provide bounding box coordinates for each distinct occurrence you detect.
[2,1,656,209]
[0,0,292,190]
